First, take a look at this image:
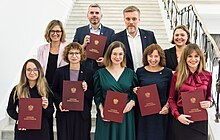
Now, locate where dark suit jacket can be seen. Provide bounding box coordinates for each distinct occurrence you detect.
[52,63,94,120]
[164,46,178,71]
[73,24,115,52]
[111,29,157,70]
[73,24,115,72]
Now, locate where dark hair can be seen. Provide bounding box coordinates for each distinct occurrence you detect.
[62,42,86,63]
[103,41,126,67]
[44,20,66,43]
[171,25,190,44]
[142,44,166,66]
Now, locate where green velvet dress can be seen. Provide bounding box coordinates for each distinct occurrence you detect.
[93,67,138,140]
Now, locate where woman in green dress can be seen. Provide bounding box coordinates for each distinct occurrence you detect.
[93,41,138,140]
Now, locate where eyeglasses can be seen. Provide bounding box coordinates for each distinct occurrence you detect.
[26,68,39,73]
[50,30,62,34]
[68,52,80,56]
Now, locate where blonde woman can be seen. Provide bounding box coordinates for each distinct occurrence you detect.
[7,59,54,140]
[169,44,212,140]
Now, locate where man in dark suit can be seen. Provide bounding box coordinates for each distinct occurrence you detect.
[111,6,157,71]
[73,3,115,72]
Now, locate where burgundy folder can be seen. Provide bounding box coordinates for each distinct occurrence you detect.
[85,33,107,60]
[137,84,161,116]
[18,98,42,129]
[103,90,128,123]
[62,80,84,111]
[181,89,208,122]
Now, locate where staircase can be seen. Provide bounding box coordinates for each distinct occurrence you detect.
[65,0,170,48]
[0,0,170,140]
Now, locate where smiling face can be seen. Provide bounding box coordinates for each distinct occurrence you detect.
[147,50,160,67]
[124,11,140,36]
[186,50,200,72]
[49,25,62,42]
[25,62,39,82]
[68,48,81,64]
[173,28,188,48]
[111,47,125,66]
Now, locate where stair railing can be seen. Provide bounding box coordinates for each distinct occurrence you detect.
[162,0,220,122]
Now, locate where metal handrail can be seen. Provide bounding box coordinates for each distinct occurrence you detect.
[162,0,220,122]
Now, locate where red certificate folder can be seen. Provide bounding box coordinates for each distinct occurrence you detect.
[181,89,208,122]
[62,80,84,111]
[137,84,161,116]
[18,98,42,129]
[85,33,107,60]
[103,90,128,123]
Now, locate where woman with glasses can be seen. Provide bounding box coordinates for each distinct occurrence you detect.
[52,42,94,140]
[7,58,54,140]
[37,20,68,140]
[37,19,68,87]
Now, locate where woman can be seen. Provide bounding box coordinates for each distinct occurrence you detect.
[7,59,54,140]
[93,41,138,140]
[37,20,68,140]
[165,25,190,71]
[52,42,94,140]
[37,19,68,87]
[133,44,173,140]
[168,43,212,140]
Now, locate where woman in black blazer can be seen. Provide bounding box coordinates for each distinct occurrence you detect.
[52,42,94,140]
[165,25,191,71]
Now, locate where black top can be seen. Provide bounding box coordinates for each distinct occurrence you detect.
[7,86,54,140]
[135,67,173,140]
[164,46,178,71]
[46,52,58,87]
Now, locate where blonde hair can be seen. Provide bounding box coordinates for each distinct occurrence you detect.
[123,6,140,16]
[14,59,50,102]
[44,20,66,43]
[175,43,206,91]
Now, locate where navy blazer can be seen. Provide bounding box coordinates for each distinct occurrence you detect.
[73,24,115,72]
[73,24,115,52]
[111,29,157,70]
[51,63,94,120]
[164,46,178,71]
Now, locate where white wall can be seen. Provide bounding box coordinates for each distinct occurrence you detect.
[177,3,220,34]
[0,0,73,120]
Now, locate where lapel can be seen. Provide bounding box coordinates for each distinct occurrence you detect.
[121,30,132,62]
[170,46,178,68]
[64,65,70,81]
[100,24,104,36]
[139,29,147,52]
[85,25,90,35]
[78,63,84,81]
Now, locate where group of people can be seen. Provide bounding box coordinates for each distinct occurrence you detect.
[6,3,212,140]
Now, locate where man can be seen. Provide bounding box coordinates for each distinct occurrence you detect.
[73,3,115,72]
[111,6,157,71]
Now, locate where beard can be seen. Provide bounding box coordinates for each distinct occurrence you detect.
[90,18,100,25]
[127,25,137,35]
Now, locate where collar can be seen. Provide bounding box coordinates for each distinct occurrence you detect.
[185,70,202,85]
[89,24,102,30]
